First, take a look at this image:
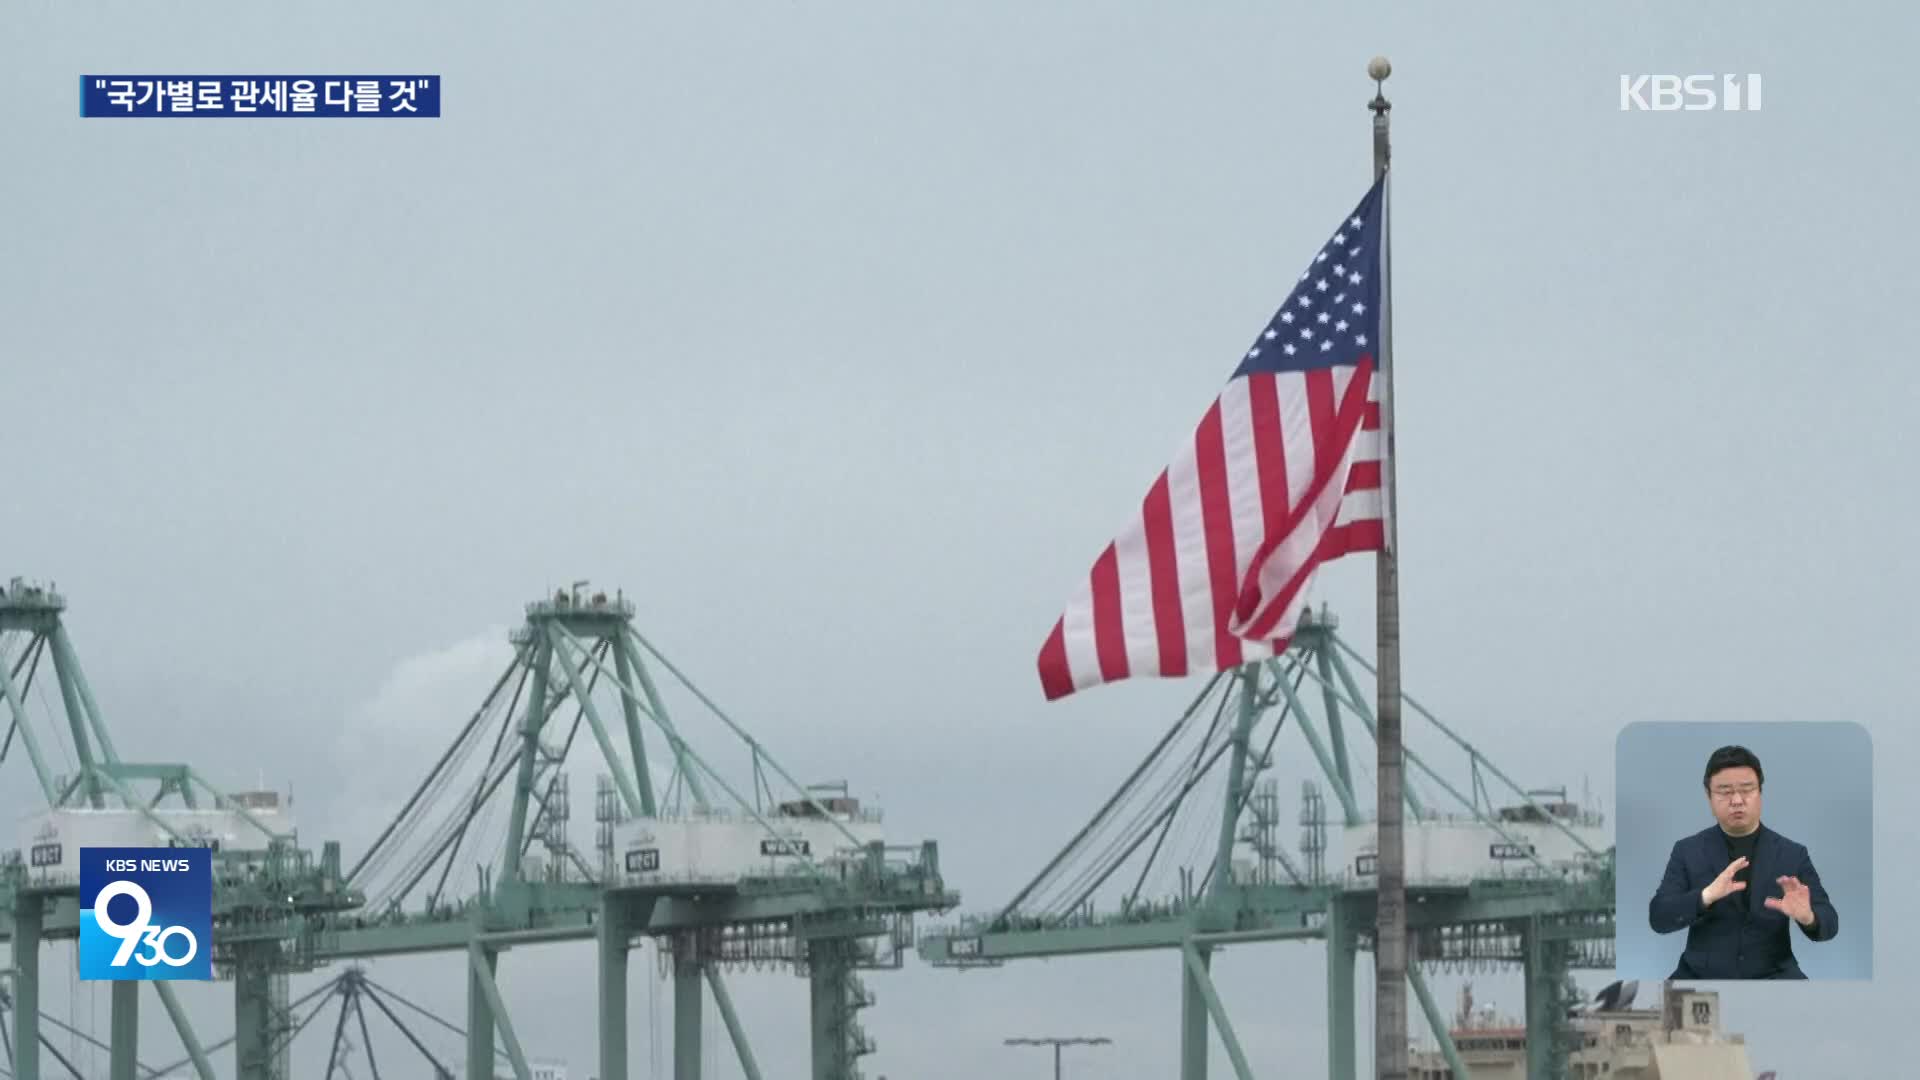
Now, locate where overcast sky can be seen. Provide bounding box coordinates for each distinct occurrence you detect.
[4,2,1917,1077]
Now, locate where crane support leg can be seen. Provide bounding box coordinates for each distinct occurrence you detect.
[705,969,763,1080]
[1181,945,1254,1080]
[108,981,137,1080]
[235,946,274,1080]
[1327,895,1356,1080]
[598,897,630,1080]
[155,982,215,1080]
[673,955,702,1080]
[1180,945,1209,1080]
[0,641,57,803]
[468,943,530,1080]
[466,946,492,1080]
[1311,636,1356,801]
[1271,660,1362,824]
[503,640,552,885]
[46,628,101,805]
[1409,964,1469,1078]
[610,637,657,815]
[808,941,869,1080]
[11,893,41,1080]
[1523,917,1572,1080]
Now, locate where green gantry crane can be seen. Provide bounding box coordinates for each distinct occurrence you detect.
[1,579,958,1080]
[919,607,1615,1080]
[0,578,359,1080]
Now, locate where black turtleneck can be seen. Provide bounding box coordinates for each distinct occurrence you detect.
[1722,825,1759,896]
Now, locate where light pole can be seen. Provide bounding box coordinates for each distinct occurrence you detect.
[1004,1036,1113,1079]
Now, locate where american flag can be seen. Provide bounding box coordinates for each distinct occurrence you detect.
[1038,178,1389,701]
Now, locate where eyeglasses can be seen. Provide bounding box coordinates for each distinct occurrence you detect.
[1710,784,1759,800]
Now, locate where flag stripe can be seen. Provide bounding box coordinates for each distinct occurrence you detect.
[1221,380,1282,657]
[1220,383,1270,671]
[1090,543,1129,682]
[1113,480,1158,678]
[1194,398,1243,671]
[1325,518,1386,554]
[1234,362,1376,638]
[1241,374,1294,658]
[1058,580,1101,693]
[1337,486,1384,522]
[1039,619,1073,700]
[1141,471,1187,677]
[1305,369,1339,485]
[1166,439,1217,672]
[1247,374,1292,565]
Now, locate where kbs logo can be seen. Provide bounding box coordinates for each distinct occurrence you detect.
[1619,74,1762,112]
[79,847,212,981]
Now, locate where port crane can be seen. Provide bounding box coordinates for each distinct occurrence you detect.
[919,607,1615,1080]
[0,578,356,1080]
[2,579,957,1080]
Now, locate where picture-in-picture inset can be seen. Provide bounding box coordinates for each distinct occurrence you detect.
[1615,721,1872,981]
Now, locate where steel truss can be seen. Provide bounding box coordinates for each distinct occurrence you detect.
[1,581,358,1080]
[4,580,957,1080]
[919,608,1615,1080]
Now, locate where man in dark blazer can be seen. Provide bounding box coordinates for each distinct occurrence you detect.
[1648,745,1838,979]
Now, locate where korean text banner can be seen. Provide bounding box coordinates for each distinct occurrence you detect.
[82,76,440,117]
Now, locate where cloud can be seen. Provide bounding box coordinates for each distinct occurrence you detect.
[328,628,518,856]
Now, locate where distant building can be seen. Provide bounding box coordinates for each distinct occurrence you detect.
[1411,982,1753,1079]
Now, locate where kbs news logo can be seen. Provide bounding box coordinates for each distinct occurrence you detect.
[1619,74,1762,111]
[79,847,213,981]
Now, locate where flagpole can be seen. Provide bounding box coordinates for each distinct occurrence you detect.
[1366,54,1409,1080]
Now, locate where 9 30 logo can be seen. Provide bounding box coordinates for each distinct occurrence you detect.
[79,847,213,981]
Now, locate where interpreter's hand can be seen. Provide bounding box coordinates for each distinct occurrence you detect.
[1763,875,1816,926]
[1702,856,1749,906]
